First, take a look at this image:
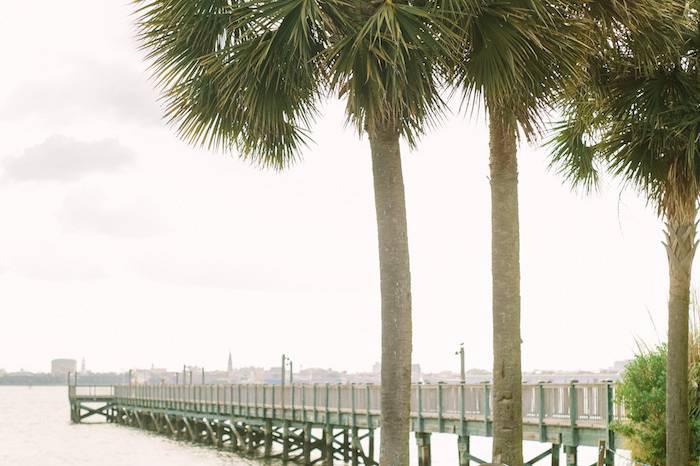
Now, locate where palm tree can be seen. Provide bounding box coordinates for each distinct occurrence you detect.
[550,3,696,464]
[454,2,677,463]
[133,0,464,463]
[453,3,588,463]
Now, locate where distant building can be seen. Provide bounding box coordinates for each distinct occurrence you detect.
[227,352,234,380]
[51,359,77,376]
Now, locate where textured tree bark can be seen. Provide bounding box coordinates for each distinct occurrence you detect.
[664,214,696,466]
[368,123,412,466]
[489,109,524,466]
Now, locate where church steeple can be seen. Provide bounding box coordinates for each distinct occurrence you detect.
[227,351,233,374]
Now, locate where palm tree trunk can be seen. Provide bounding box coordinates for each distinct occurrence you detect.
[368,123,412,466]
[489,109,524,466]
[665,213,696,466]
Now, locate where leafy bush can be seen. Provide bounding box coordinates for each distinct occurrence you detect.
[613,343,700,465]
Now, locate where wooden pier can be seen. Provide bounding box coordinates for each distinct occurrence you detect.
[68,382,622,465]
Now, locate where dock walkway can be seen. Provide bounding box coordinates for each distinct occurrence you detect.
[69,382,622,465]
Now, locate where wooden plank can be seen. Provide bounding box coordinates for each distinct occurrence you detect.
[596,440,606,466]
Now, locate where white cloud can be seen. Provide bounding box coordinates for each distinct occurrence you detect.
[3,135,134,182]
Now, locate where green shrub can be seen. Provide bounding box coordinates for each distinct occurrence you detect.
[613,344,700,465]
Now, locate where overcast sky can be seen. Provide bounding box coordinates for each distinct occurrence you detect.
[0,1,679,375]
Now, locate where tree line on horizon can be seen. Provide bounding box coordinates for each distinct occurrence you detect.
[133,0,700,465]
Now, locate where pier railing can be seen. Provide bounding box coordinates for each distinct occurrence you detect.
[86,381,622,428]
[68,385,115,398]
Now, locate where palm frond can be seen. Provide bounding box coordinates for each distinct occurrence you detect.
[457,0,591,139]
[135,0,328,169]
[135,0,472,164]
[549,1,700,221]
[326,0,466,145]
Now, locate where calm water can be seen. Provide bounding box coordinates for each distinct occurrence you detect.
[0,386,599,465]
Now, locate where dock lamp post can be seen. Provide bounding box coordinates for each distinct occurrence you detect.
[455,343,465,383]
[280,354,294,385]
[281,354,286,386]
[281,354,293,384]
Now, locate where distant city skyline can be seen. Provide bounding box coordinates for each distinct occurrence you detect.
[0,355,629,388]
[0,353,631,380]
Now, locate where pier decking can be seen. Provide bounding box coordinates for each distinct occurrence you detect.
[69,382,622,465]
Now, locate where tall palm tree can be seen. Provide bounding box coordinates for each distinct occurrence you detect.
[550,2,695,464]
[453,3,588,463]
[133,0,464,463]
[454,2,676,463]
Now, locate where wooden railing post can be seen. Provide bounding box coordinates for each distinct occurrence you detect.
[302,383,307,422]
[483,382,491,436]
[271,383,276,419]
[351,383,356,427]
[366,384,372,427]
[605,382,615,465]
[459,382,466,435]
[337,383,342,420]
[569,381,578,445]
[437,382,444,431]
[417,382,424,432]
[538,382,546,442]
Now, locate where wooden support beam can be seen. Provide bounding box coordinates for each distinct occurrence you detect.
[458,435,470,466]
[565,445,577,466]
[216,422,224,449]
[163,414,176,436]
[79,404,112,420]
[551,444,560,466]
[134,411,144,429]
[303,424,312,464]
[230,423,240,452]
[323,426,334,466]
[351,427,360,466]
[202,419,215,445]
[596,440,606,466]
[343,428,350,462]
[525,447,553,465]
[282,421,290,462]
[70,403,78,423]
[246,424,255,454]
[150,413,160,433]
[605,384,615,466]
[181,417,195,441]
[264,420,273,457]
[416,432,432,466]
